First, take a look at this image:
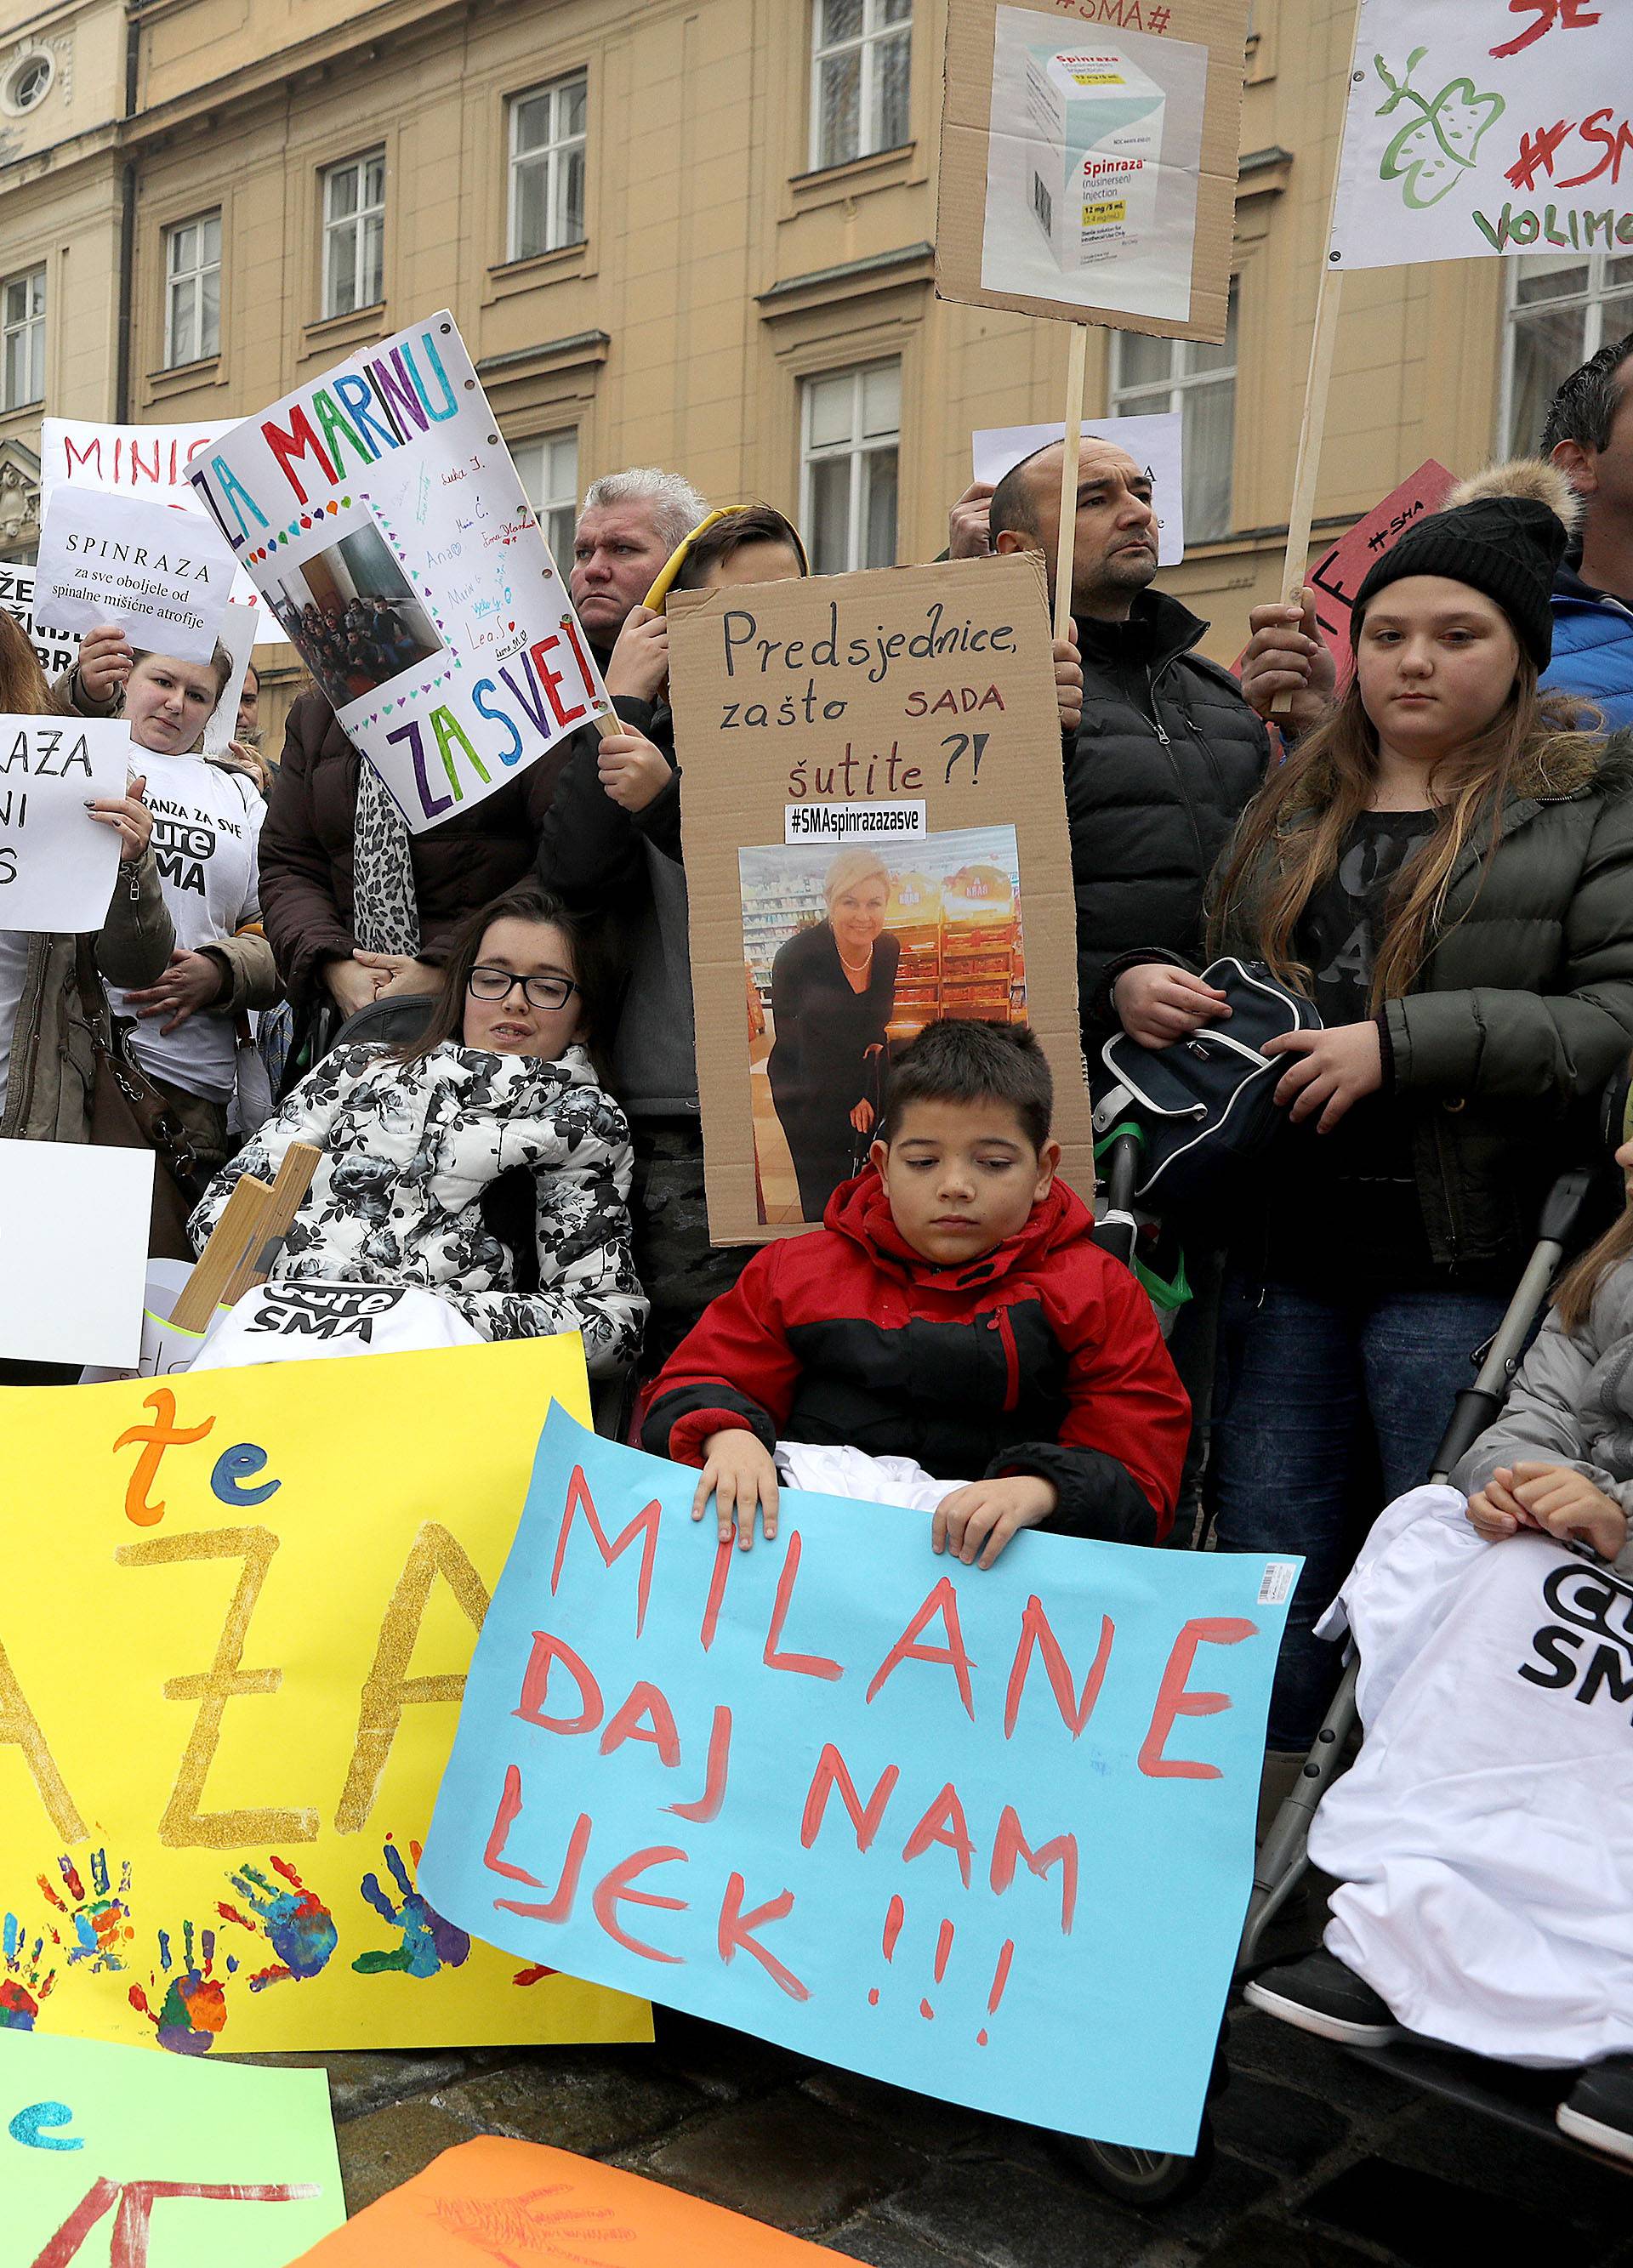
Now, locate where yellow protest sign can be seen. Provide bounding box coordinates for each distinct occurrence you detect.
[0,1340,651,2055]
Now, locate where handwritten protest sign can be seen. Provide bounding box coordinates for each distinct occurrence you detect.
[936,0,1250,340]
[0,715,130,934]
[0,564,80,680]
[188,310,611,835]
[973,409,1186,563]
[35,488,237,664]
[289,2138,838,2266]
[3,2027,344,2265]
[1329,0,1628,269]
[1307,461,1460,681]
[0,1142,153,1369]
[668,554,1091,1241]
[0,1342,651,2055]
[41,416,282,643]
[419,1411,1294,2154]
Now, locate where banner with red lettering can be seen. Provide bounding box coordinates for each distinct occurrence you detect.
[1329,1,1627,270]
[418,1408,1297,2154]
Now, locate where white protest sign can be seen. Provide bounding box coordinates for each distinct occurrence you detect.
[78,1258,202,1384]
[41,415,286,645]
[973,409,1186,564]
[0,715,132,933]
[189,310,612,835]
[34,486,237,662]
[1329,1,1627,270]
[0,1138,154,1367]
[0,565,80,682]
[203,600,261,756]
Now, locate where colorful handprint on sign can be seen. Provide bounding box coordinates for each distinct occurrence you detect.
[218,1856,339,1991]
[353,1837,471,1979]
[1374,48,1505,208]
[126,1922,232,2055]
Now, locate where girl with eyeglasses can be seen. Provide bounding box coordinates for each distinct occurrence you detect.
[187,883,647,1369]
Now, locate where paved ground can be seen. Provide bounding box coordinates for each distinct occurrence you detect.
[245,1907,1633,2266]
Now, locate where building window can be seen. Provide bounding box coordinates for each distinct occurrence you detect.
[321,151,385,320]
[801,361,900,573]
[810,0,912,172]
[1109,281,1238,544]
[509,74,588,261]
[1,265,45,411]
[512,429,579,566]
[1,49,53,116]
[164,213,221,367]
[1502,253,1633,457]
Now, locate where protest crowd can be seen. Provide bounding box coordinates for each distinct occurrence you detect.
[9,10,1633,2246]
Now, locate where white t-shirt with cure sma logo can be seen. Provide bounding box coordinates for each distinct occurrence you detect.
[105,749,263,1104]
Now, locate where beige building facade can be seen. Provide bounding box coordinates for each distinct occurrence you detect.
[1,0,1628,748]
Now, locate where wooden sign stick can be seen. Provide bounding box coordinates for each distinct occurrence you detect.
[234,1140,323,1297]
[1271,264,1346,717]
[1053,322,1089,642]
[168,1175,274,1333]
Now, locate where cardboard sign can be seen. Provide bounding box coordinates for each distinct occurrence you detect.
[973,410,1186,564]
[288,2139,838,2265]
[0,1141,153,1368]
[0,716,131,935]
[1329,1,1627,270]
[0,1341,651,2055]
[187,310,612,836]
[667,554,1091,1242]
[40,417,283,645]
[34,488,237,664]
[3,2028,344,2265]
[419,1412,1294,2154]
[1306,461,1460,681]
[0,564,80,681]
[936,0,1251,341]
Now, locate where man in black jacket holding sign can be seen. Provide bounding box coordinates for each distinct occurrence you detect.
[991,435,1270,1543]
[990,437,1269,1051]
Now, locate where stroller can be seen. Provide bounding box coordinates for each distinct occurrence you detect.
[1066,1156,1630,2207]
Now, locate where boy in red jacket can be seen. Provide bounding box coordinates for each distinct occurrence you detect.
[640,1019,1187,1566]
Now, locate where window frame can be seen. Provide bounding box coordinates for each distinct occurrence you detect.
[0,263,45,412]
[510,428,580,566]
[1107,284,1239,544]
[1498,250,1633,458]
[507,71,589,264]
[321,149,387,322]
[799,358,902,575]
[808,0,913,173]
[162,211,222,370]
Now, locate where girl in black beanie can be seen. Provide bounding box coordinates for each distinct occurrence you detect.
[1111,458,1633,1759]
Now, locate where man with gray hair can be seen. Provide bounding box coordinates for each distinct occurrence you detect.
[569,466,708,663]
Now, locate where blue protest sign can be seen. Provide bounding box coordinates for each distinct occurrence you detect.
[419,1408,1297,2152]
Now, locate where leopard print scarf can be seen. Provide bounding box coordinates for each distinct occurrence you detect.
[352,755,421,956]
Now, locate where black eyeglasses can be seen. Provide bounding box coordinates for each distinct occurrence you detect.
[467,966,579,1012]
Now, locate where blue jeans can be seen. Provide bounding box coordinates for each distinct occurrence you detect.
[1209,1275,1509,1749]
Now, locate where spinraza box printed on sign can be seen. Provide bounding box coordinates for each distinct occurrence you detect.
[1026,47,1164,273]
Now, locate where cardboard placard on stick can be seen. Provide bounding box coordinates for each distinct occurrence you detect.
[667,555,1092,1243]
[936,0,1251,342]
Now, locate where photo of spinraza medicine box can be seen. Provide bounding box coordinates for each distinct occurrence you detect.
[1025,44,1164,274]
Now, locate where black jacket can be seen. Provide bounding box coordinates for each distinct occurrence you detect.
[1068,589,1269,1045]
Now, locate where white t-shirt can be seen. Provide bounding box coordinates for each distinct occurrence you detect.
[0,929,31,1113]
[105,751,263,1104]
[191,1280,484,1369]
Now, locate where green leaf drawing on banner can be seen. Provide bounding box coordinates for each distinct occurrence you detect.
[1373,50,1505,210]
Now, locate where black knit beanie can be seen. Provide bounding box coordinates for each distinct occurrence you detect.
[1351,458,1577,670]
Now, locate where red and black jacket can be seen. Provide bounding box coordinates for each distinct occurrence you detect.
[641,1172,1188,1544]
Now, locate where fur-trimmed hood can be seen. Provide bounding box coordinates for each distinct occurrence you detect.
[1448,456,1583,535]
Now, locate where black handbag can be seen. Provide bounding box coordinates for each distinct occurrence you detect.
[1095,957,1322,1210]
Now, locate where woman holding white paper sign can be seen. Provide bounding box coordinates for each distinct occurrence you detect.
[94,639,278,1181]
[0,612,173,1373]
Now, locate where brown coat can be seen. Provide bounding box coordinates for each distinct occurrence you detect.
[259,691,569,1001]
